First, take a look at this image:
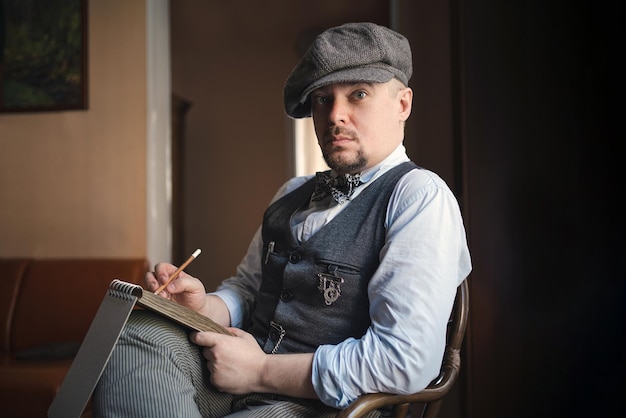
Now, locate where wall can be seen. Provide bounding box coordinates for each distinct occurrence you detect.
[0,0,147,259]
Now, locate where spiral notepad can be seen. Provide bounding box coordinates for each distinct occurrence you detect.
[48,280,228,418]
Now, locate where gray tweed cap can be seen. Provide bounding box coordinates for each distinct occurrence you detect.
[284,22,412,119]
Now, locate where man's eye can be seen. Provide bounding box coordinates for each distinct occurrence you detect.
[353,90,367,100]
[313,95,328,105]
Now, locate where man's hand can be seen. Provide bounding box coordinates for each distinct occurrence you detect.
[145,263,209,314]
[191,329,318,399]
[192,328,266,394]
[144,263,231,328]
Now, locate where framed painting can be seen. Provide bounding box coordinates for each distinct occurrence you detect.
[0,0,88,112]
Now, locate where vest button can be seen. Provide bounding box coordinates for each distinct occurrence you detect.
[280,290,293,301]
[288,252,301,263]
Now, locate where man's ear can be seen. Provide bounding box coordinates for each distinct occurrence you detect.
[398,87,413,122]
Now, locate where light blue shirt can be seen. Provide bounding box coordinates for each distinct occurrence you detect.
[213,144,472,408]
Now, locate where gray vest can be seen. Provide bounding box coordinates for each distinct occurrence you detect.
[248,162,417,354]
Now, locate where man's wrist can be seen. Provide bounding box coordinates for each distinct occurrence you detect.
[256,353,317,399]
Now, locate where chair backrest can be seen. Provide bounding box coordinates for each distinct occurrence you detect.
[336,279,470,418]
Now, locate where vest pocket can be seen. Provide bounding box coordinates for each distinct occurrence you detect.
[315,260,361,275]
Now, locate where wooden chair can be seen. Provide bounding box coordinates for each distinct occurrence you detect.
[336,279,469,418]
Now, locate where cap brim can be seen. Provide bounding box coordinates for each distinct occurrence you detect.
[291,66,397,118]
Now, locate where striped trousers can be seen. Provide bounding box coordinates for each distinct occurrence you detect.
[93,310,382,418]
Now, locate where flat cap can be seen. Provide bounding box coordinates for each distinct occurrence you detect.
[284,22,412,118]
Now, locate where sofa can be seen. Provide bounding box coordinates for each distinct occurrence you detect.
[0,257,149,418]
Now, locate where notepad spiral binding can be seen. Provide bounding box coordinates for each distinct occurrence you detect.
[110,279,143,297]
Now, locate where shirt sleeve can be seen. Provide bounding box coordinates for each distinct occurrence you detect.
[312,168,472,408]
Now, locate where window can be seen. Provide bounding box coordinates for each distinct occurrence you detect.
[293,118,328,176]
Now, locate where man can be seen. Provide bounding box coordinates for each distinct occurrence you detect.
[93,22,471,417]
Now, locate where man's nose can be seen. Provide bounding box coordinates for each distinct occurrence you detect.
[328,98,348,124]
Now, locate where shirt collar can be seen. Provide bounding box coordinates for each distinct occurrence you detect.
[354,144,410,184]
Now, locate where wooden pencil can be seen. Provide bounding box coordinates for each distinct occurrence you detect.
[154,249,201,295]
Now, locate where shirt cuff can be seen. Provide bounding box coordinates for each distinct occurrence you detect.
[209,288,244,328]
[312,342,357,408]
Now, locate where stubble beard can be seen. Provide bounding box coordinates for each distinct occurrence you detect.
[321,126,367,174]
[322,148,367,174]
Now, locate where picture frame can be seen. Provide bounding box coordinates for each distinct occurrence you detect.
[0,0,88,113]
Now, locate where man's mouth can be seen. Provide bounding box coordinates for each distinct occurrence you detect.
[325,127,356,145]
[329,135,352,144]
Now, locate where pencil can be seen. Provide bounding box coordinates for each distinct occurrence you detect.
[154,249,201,295]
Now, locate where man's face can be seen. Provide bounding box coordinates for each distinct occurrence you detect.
[310,80,412,175]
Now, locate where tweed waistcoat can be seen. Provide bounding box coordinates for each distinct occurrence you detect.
[248,162,417,354]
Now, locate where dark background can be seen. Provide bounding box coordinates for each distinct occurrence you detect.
[459,1,623,417]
